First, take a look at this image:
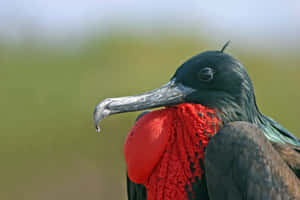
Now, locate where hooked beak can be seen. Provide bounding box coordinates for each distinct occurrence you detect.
[93,79,195,132]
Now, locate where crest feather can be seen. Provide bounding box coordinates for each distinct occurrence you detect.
[220,40,231,53]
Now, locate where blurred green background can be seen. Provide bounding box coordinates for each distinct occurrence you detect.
[1,33,300,200]
[1,1,300,200]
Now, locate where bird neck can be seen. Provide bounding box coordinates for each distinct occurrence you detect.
[214,91,261,124]
[215,92,300,147]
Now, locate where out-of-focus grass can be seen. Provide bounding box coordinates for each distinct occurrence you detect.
[0,34,299,200]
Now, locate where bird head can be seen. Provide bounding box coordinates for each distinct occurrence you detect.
[93,45,258,132]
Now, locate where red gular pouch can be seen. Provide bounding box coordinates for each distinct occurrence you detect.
[124,109,173,184]
[124,103,221,200]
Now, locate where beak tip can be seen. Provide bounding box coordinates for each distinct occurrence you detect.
[96,126,101,133]
[93,98,113,133]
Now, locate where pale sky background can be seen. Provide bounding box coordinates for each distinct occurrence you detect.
[0,0,299,48]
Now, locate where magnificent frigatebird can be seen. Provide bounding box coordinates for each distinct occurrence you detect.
[93,43,300,200]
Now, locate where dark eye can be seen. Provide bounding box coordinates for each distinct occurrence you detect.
[198,67,215,82]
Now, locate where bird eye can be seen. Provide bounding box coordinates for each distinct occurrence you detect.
[198,67,214,82]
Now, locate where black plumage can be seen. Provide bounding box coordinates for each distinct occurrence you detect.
[205,122,300,200]
[93,46,300,200]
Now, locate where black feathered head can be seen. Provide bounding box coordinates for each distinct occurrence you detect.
[94,44,259,130]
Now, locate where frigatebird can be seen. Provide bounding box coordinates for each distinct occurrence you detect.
[93,42,300,200]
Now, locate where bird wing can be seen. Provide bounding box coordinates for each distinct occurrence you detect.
[205,121,300,200]
[271,141,300,179]
[257,115,300,178]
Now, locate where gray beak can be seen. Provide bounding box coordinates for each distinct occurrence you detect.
[93,79,195,132]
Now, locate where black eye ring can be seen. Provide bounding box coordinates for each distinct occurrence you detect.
[197,67,215,82]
